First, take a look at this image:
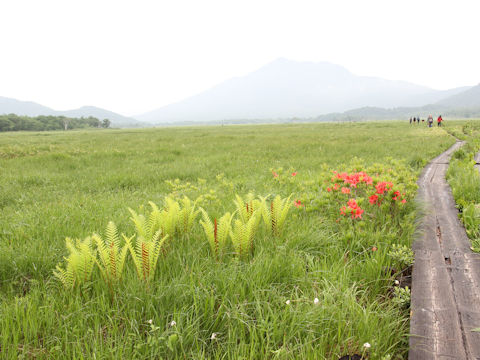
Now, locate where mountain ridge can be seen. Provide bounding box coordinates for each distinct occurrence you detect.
[0,96,141,127]
[2,59,478,127]
[135,58,472,123]
[313,83,480,122]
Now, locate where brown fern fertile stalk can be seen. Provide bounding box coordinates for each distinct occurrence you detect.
[142,243,149,281]
[271,202,276,234]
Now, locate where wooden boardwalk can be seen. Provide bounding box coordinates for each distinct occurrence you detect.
[409,141,480,359]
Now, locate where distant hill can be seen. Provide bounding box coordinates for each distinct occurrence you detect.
[0,96,53,117]
[135,58,470,123]
[313,84,480,122]
[0,96,142,128]
[56,106,143,128]
[436,84,480,108]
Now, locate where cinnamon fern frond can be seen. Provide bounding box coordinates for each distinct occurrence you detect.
[144,200,177,238]
[230,210,261,258]
[199,209,232,258]
[260,194,293,236]
[177,196,200,235]
[93,221,129,285]
[53,236,96,288]
[234,193,262,223]
[125,211,168,283]
[160,197,180,237]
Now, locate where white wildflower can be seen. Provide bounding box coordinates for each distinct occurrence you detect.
[211,332,218,340]
[147,319,153,324]
[285,300,291,305]
[363,342,371,349]
[394,280,400,285]
[170,320,177,327]
[314,297,320,305]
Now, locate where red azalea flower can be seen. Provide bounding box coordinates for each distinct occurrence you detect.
[272,171,278,178]
[347,199,358,209]
[291,172,297,177]
[372,246,377,252]
[351,207,364,219]
[369,194,378,204]
[294,200,303,208]
[401,199,407,204]
[375,182,386,194]
[340,206,346,216]
[341,187,351,194]
[327,187,332,192]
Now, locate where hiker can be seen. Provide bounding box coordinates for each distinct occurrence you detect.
[409,117,412,124]
[437,115,443,127]
[413,117,416,124]
[428,115,433,128]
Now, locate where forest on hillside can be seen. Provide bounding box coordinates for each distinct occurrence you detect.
[0,114,110,132]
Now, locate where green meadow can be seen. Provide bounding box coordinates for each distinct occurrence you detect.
[445,121,480,252]
[0,122,457,359]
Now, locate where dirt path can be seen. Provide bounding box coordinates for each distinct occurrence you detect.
[409,141,480,359]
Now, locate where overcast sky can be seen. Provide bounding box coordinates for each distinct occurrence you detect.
[1,0,479,116]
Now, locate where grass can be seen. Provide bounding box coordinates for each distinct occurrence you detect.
[0,121,456,359]
[445,120,480,251]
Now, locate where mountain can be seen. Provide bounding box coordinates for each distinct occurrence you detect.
[0,96,54,116]
[0,96,142,127]
[55,106,142,128]
[313,84,480,122]
[436,83,480,108]
[135,58,470,123]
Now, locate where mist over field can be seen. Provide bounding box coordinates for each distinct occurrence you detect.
[2,58,479,127]
[135,58,474,123]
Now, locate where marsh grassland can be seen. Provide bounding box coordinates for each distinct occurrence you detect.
[0,122,458,359]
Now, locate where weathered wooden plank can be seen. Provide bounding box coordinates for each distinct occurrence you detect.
[409,142,480,359]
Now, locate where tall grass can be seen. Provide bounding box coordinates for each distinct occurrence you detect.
[0,121,457,359]
[446,121,480,251]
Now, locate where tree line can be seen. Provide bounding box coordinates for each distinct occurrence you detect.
[0,114,111,132]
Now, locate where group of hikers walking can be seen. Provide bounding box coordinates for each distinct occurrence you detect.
[409,114,443,127]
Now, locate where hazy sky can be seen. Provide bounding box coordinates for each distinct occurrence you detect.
[1,0,479,115]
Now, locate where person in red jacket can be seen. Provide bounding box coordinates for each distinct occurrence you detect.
[437,115,443,127]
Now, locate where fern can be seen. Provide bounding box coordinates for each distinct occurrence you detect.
[93,221,129,285]
[234,193,262,223]
[199,209,232,258]
[130,203,172,240]
[177,196,200,235]
[260,194,293,236]
[143,197,199,240]
[144,201,176,238]
[53,236,96,288]
[230,210,261,258]
[162,197,181,236]
[126,210,169,283]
